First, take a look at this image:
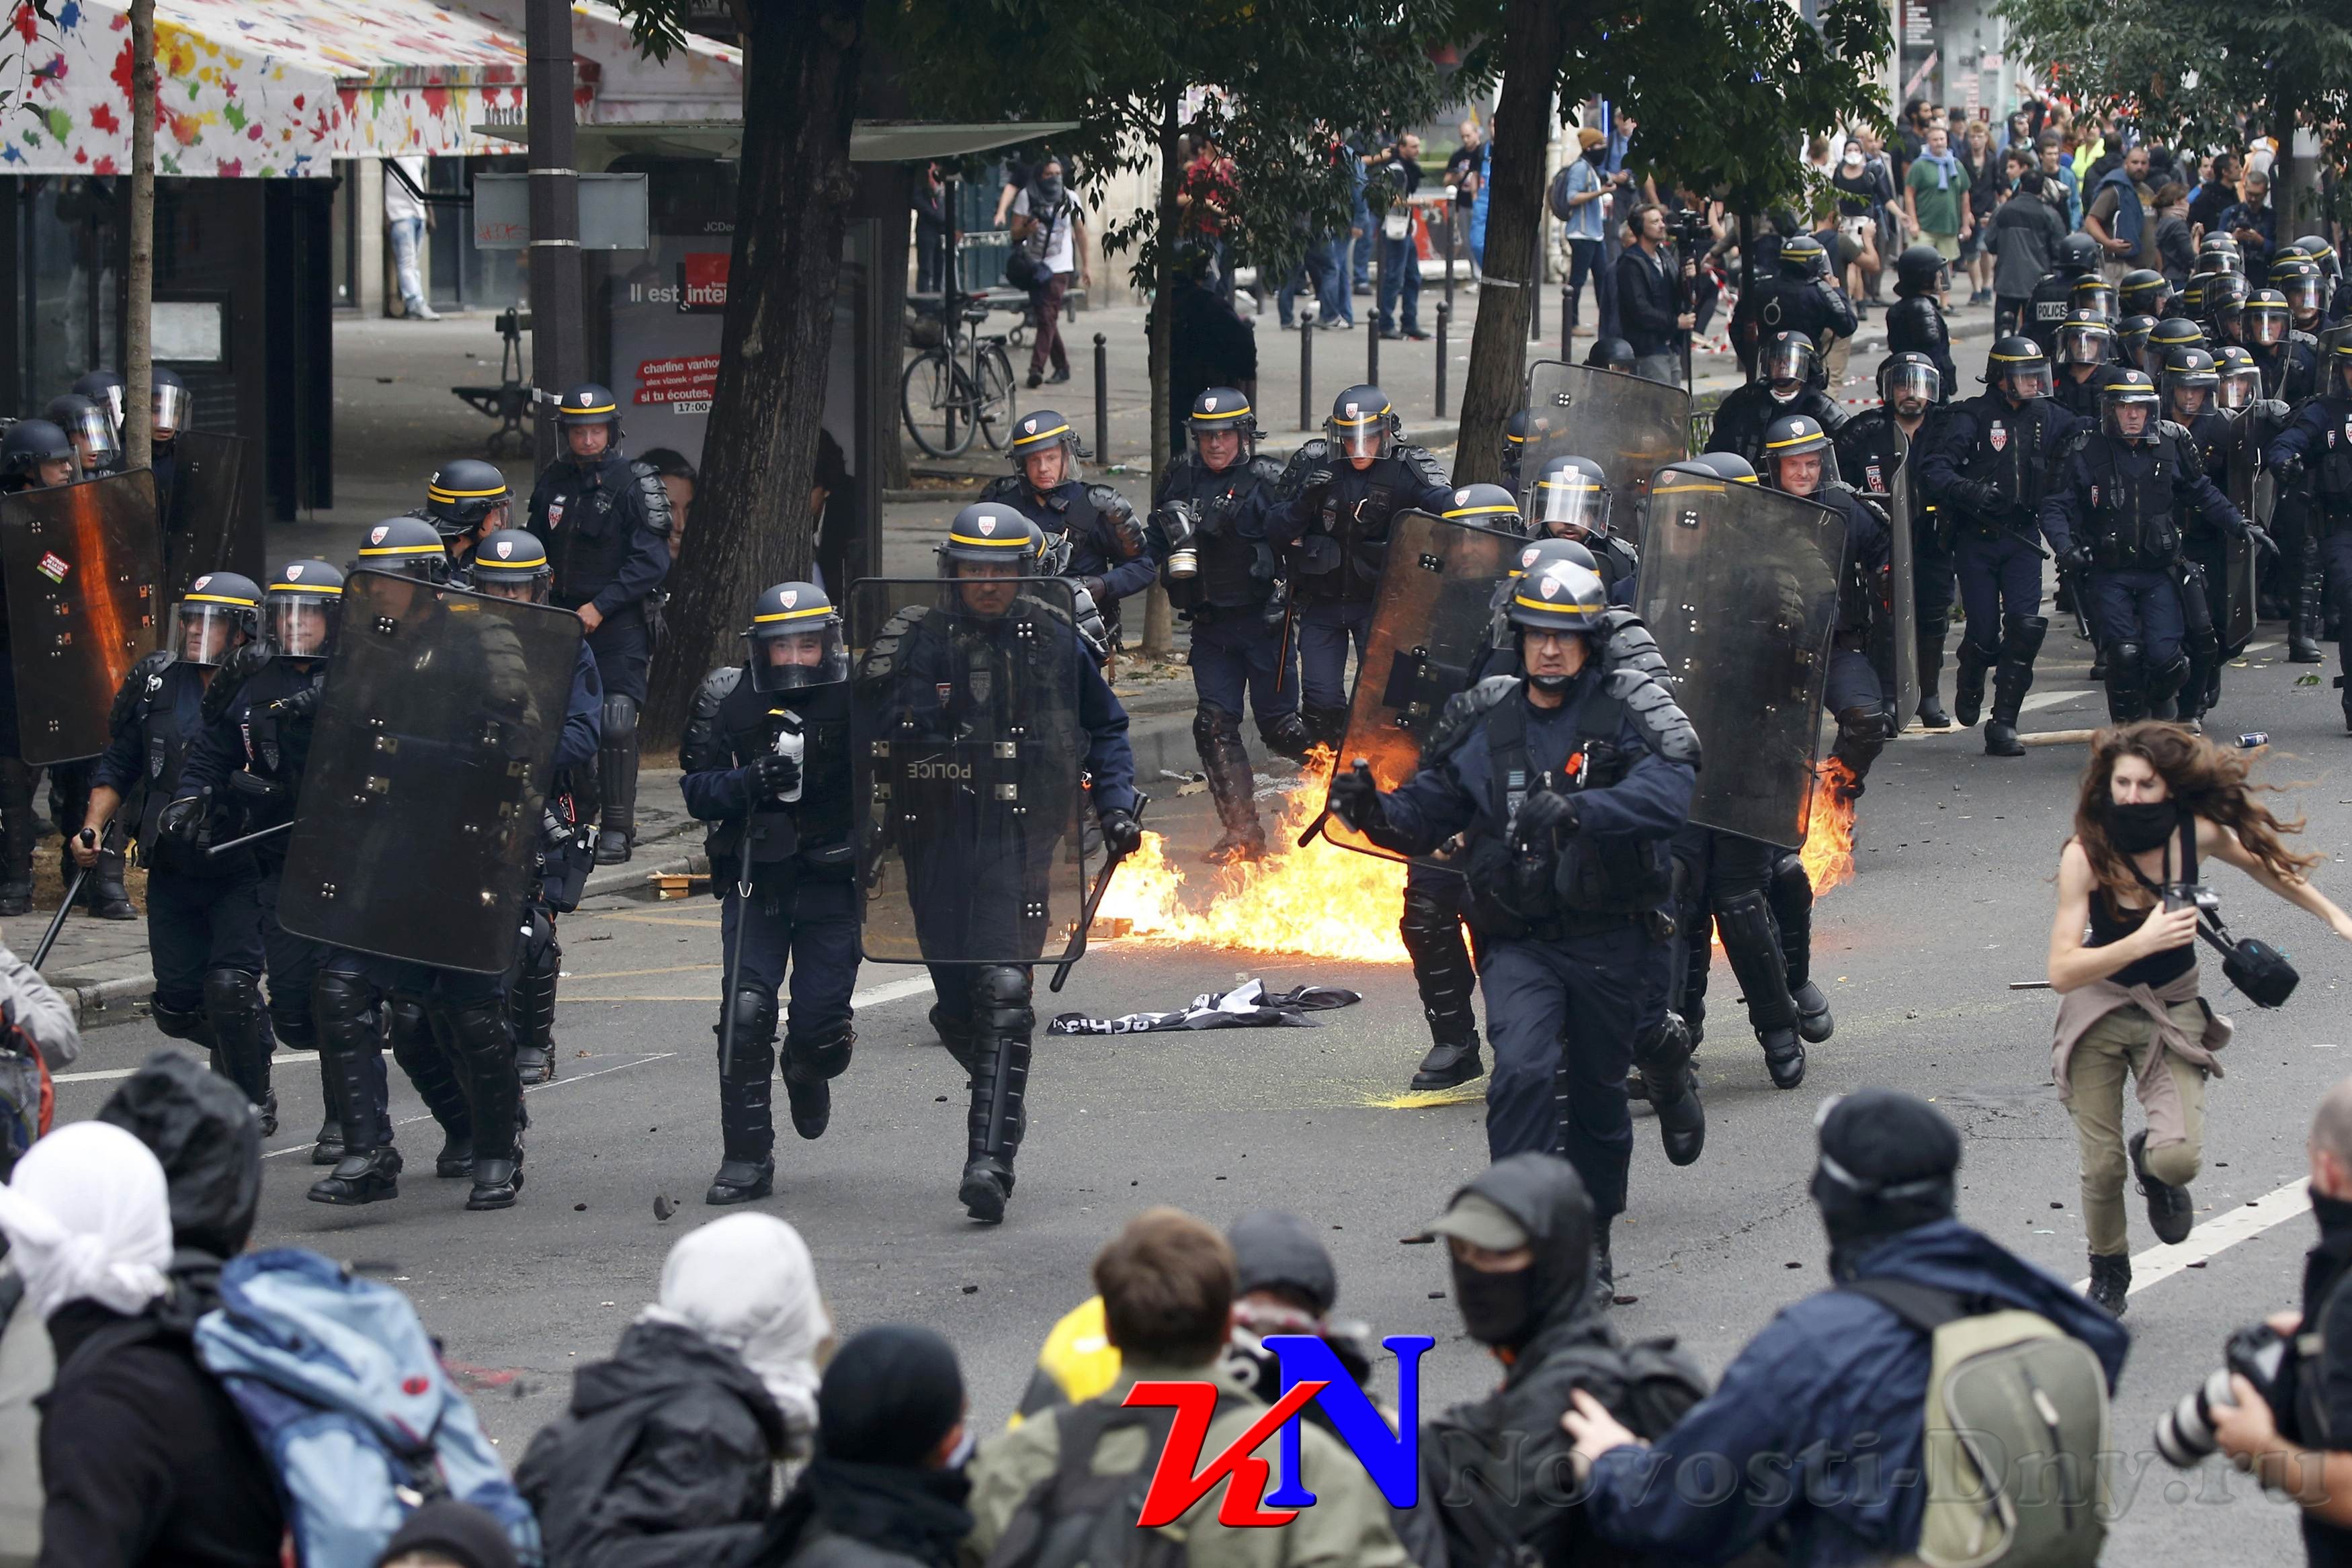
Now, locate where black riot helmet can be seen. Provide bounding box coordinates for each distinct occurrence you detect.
[2117,314,2159,373]
[2098,369,2162,443]
[468,529,555,604]
[1325,384,1398,462]
[173,571,263,666]
[2329,338,2352,398]
[1186,387,1258,467]
[1584,337,1637,372]
[423,458,513,543]
[1526,456,1613,541]
[265,560,344,660]
[71,369,125,431]
[1440,483,1523,531]
[1893,243,1943,296]
[2056,232,2102,275]
[2214,345,2262,412]
[2273,257,2326,318]
[1761,330,1817,394]
[554,382,622,458]
[45,394,119,473]
[2197,234,2244,277]
[1779,234,1830,278]
[1509,535,1599,580]
[1982,336,2052,401]
[1763,413,1839,494]
[0,419,76,490]
[2181,271,2212,321]
[1505,556,1607,634]
[1007,407,1083,486]
[1878,349,1941,412]
[1503,408,1549,485]
[2117,268,2171,318]
[2243,288,2290,347]
[747,581,849,692]
[2149,316,2206,362]
[2206,269,2251,336]
[150,365,189,439]
[2068,274,2117,324]
[2055,309,2115,368]
[2159,345,2218,419]
[353,515,452,584]
[2295,234,2339,284]
[1691,451,1759,484]
[940,500,1039,570]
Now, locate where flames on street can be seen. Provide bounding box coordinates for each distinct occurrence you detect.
[1091,752,1861,961]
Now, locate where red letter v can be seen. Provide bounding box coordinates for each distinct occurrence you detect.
[1123,1380,1330,1528]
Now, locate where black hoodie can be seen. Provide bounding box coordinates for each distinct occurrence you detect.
[1419,1155,1708,1568]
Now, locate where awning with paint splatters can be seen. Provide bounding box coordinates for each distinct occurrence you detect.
[0,0,739,177]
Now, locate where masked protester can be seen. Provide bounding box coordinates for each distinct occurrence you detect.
[1419,1155,1707,1568]
[1566,1090,2129,1567]
[95,1049,262,1325]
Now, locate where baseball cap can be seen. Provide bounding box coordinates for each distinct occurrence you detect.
[1419,1191,1531,1251]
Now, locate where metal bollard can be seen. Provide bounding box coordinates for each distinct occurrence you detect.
[1367,240,1381,388]
[1435,303,1449,419]
[1561,286,1572,363]
[1093,333,1109,463]
[1441,208,1456,312]
[1299,308,1314,431]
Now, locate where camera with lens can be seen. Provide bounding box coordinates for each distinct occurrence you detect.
[1664,208,1711,257]
[2162,881,2222,918]
[2154,1322,2294,1468]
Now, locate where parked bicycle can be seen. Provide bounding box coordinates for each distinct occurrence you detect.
[901,298,1017,459]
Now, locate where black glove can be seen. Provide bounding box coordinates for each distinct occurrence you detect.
[1082,576,1109,605]
[265,685,321,723]
[1327,758,1387,834]
[2273,452,2304,480]
[2247,524,2281,560]
[747,752,800,799]
[1099,808,1143,859]
[156,793,208,848]
[2060,543,2095,574]
[1957,480,2003,517]
[1304,467,1335,494]
[1513,789,1581,846]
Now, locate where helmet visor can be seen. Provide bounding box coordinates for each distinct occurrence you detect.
[2285,274,2324,314]
[265,593,339,658]
[1531,476,1608,537]
[2101,393,2160,441]
[173,601,249,666]
[2217,365,2260,411]
[62,404,119,468]
[2246,307,2287,346]
[2070,284,2116,322]
[473,572,550,605]
[750,622,849,691]
[152,379,191,435]
[1329,419,1389,461]
[1882,360,1941,408]
[2056,323,2113,365]
[1763,337,1814,385]
[2000,363,2052,400]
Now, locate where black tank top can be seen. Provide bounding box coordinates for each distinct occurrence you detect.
[2085,817,2198,990]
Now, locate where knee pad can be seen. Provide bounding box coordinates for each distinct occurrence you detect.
[151,996,208,1043]
[1192,703,1241,752]
[1399,877,1467,943]
[2105,640,2146,684]
[1768,852,1813,926]
[202,966,265,1025]
[2148,654,2190,702]
[716,988,779,1059]
[1630,1012,1695,1078]
[1257,711,1310,762]
[312,969,380,1051]
[1958,636,1999,668]
[2001,614,2049,662]
[599,692,640,744]
[443,996,511,1065]
[976,965,1035,1039]
[1712,887,1796,1028]
[785,1025,855,1082]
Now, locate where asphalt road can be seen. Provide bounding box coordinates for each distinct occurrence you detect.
[50,332,2352,1559]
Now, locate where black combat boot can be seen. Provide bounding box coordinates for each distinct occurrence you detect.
[782,1025,854,1141]
[2130,1129,2195,1246]
[1915,614,1953,727]
[959,965,1033,1223]
[1770,854,1834,1044]
[1982,614,2047,757]
[447,998,525,1211]
[709,989,778,1204]
[510,936,559,1086]
[1716,888,1806,1089]
[2085,1252,2131,1317]
[1951,638,1997,729]
[1195,707,1266,865]
[1400,873,1483,1090]
[306,1051,402,1205]
[388,999,476,1178]
[1630,1013,1706,1167]
[2292,553,2326,662]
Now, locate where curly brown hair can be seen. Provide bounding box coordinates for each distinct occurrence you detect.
[2074,722,2320,912]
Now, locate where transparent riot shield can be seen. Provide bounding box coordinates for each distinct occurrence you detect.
[2222,415,2264,650]
[847,576,1090,966]
[276,571,583,974]
[1884,433,1921,724]
[163,431,261,597]
[1319,511,1521,860]
[1637,471,1846,848]
[1519,361,1691,550]
[0,472,163,765]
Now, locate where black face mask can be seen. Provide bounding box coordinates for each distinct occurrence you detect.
[1450,1258,1538,1347]
[2106,799,2178,855]
[1036,174,1064,203]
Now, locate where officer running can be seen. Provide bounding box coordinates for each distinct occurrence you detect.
[1706,333,1850,470]
[2267,341,2352,730]
[1884,244,1958,398]
[1523,458,1639,606]
[1762,415,1892,799]
[1839,351,1959,728]
[980,410,1153,654]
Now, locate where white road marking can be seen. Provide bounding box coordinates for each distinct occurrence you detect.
[2071,1176,2313,1297]
[261,1052,677,1159]
[2018,688,2091,714]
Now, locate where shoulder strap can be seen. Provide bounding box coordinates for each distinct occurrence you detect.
[1841,1276,1974,1332]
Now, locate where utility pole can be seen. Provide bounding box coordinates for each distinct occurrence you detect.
[124,0,155,470]
[526,0,586,465]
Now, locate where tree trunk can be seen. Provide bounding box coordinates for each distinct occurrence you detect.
[642,0,865,746]
[1140,85,1182,661]
[1453,0,1570,487]
[124,0,155,471]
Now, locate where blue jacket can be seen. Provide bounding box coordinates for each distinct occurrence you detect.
[1583,1219,2131,1567]
[556,640,605,774]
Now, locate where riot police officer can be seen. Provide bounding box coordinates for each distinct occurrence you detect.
[860,507,1142,1223]
[1839,352,1958,727]
[2118,267,2173,322]
[1731,233,1856,379]
[1150,388,1305,865]
[1706,332,1850,469]
[420,458,513,568]
[177,559,345,1160]
[44,393,120,478]
[1523,458,1638,605]
[1885,244,1957,398]
[980,410,1153,651]
[2025,233,2104,354]
[1919,336,2074,756]
[2160,349,2277,719]
[69,369,124,433]
[1763,415,1892,796]
[465,531,603,1090]
[147,366,188,517]
[2119,314,2160,375]
[2240,288,2313,402]
[526,383,674,867]
[1264,386,1454,743]
[73,574,275,1126]
[679,580,855,1205]
[2206,271,2254,351]
[2044,372,2248,723]
[1501,408,1540,491]
[2052,310,2125,420]
[1585,337,1638,374]
[2268,341,2352,729]
[1328,556,1701,1289]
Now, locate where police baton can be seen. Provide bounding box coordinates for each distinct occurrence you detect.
[1050,794,1149,994]
[716,830,757,1078]
[1293,758,1373,849]
[207,820,294,859]
[33,820,122,971]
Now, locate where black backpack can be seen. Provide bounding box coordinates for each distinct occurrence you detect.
[984,1397,1243,1568]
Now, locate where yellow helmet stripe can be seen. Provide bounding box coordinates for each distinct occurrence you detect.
[427,484,509,501]
[1191,402,1253,421]
[358,541,446,556]
[1444,503,1521,517]
[1651,480,1726,495]
[948,531,1031,549]
[564,399,619,417]
[478,552,550,571]
[1513,590,1602,614]
[754,604,833,623]
[1764,431,1822,449]
[1010,421,1072,446]
[183,592,261,607]
[269,582,343,595]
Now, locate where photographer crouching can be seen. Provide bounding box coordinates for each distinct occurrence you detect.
[2048,723,2352,1317]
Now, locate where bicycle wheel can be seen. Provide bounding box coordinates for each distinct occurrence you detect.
[974,343,1019,451]
[900,349,975,459]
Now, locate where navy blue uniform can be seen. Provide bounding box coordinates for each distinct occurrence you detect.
[977,474,1154,638]
[1884,294,1956,399]
[1839,404,1958,722]
[2052,362,2125,423]
[1706,384,1849,470]
[1261,441,1454,738]
[1378,672,1693,1210]
[1731,271,1857,381]
[2269,390,2352,720]
[1810,483,1894,786]
[2255,335,2320,403]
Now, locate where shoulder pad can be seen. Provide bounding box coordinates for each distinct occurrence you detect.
[1275,442,1330,500]
[1596,610,1669,683]
[679,666,743,774]
[857,604,931,681]
[1399,444,1452,490]
[1426,676,1520,763]
[1604,535,1640,576]
[1247,455,1286,489]
[1083,482,1135,521]
[112,649,176,735]
[201,643,275,727]
[1605,668,1702,769]
[630,462,674,534]
[2062,426,2095,457]
[978,474,1024,503]
[2158,419,2193,445]
[694,665,743,719]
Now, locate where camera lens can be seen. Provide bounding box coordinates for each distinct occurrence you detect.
[2153,1370,2236,1469]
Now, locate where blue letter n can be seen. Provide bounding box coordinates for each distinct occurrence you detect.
[1260,1333,1433,1510]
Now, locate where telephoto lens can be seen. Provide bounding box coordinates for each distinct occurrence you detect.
[2154,1323,2291,1468]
